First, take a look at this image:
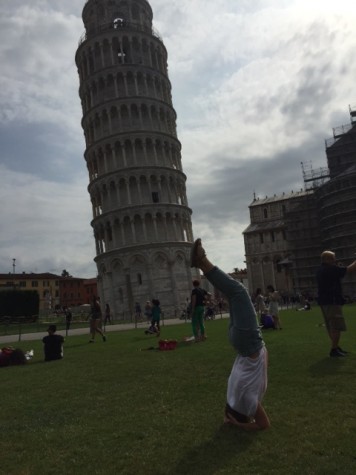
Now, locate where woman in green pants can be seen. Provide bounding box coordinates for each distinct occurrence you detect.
[190,279,209,342]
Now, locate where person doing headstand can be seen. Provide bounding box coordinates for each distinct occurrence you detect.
[191,238,270,431]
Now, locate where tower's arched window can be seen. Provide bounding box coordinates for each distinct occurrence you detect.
[131,6,139,20]
[118,50,126,63]
[119,288,123,303]
[113,17,124,29]
[263,208,268,218]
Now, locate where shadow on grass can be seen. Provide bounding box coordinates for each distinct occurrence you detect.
[171,423,254,475]
[26,360,45,366]
[27,359,65,366]
[64,342,93,349]
[309,357,349,377]
[131,334,156,343]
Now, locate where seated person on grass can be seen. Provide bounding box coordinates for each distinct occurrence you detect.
[0,347,27,367]
[191,238,270,431]
[260,313,275,329]
[42,325,64,362]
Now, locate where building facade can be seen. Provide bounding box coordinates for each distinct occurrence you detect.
[59,277,88,308]
[243,191,314,297]
[315,105,356,297]
[244,106,356,299]
[0,273,98,311]
[0,273,61,311]
[75,0,196,318]
[83,278,98,304]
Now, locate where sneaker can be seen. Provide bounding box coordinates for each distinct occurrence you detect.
[329,348,346,357]
[103,335,107,342]
[337,347,348,355]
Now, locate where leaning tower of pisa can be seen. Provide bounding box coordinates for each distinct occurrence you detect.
[75,0,196,317]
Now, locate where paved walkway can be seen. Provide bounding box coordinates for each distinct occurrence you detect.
[0,314,230,345]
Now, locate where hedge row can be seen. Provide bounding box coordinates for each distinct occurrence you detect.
[0,290,39,319]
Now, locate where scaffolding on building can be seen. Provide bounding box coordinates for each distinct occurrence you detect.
[325,104,356,148]
[301,161,330,190]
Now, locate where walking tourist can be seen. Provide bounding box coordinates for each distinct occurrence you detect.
[104,303,112,325]
[190,279,208,342]
[89,296,106,343]
[65,307,72,331]
[150,299,161,336]
[267,285,282,329]
[255,288,267,317]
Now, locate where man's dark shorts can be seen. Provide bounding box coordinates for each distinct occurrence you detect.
[320,305,346,331]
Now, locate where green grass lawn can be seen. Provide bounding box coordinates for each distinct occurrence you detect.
[1,306,356,475]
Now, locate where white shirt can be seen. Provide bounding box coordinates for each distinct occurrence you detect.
[226,346,268,417]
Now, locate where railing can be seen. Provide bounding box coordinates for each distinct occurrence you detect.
[325,136,338,148]
[78,20,162,46]
[0,312,182,342]
[333,123,353,138]
[325,132,356,149]
[302,166,329,183]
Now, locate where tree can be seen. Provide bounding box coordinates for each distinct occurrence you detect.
[61,269,71,277]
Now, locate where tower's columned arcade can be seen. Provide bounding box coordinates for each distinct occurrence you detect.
[76,0,196,316]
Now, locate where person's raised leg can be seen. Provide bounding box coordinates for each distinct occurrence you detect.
[190,238,263,356]
[191,239,251,301]
[191,238,257,325]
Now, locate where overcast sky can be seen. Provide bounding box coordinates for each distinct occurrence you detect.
[0,0,355,277]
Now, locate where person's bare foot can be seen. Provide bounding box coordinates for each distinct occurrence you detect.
[190,238,215,274]
[190,238,206,268]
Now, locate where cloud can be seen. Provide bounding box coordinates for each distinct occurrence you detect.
[0,164,95,276]
[163,0,356,273]
[0,3,82,128]
[0,0,355,276]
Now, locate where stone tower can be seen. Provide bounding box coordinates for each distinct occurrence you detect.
[75,0,196,317]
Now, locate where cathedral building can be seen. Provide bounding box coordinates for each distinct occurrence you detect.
[75,0,196,317]
[244,106,356,299]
